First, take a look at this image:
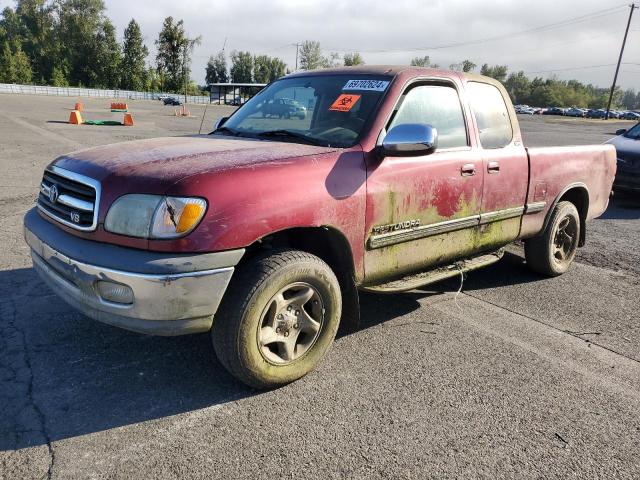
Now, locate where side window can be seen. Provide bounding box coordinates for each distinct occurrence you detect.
[467,82,513,149]
[388,84,468,149]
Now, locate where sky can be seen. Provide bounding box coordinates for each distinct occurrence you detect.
[2,0,639,89]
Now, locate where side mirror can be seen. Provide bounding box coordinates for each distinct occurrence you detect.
[381,124,438,157]
[213,117,229,130]
[616,128,627,136]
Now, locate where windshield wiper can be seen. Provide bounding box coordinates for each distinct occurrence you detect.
[256,130,328,147]
[212,126,240,136]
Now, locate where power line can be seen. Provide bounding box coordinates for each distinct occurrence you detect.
[524,62,640,75]
[321,4,629,53]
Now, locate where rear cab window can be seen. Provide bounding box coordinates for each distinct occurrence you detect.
[466,82,513,149]
[388,83,468,149]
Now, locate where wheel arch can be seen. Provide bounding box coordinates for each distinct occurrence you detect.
[241,226,360,335]
[543,183,589,247]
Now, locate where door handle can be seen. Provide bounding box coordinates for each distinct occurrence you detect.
[461,163,476,176]
[487,161,500,174]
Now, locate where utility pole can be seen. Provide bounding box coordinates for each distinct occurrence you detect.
[606,3,637,120]
[293,43,301,71]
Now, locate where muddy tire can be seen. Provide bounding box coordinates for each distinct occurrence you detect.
[211,249,341,389]
[525,201,580,276]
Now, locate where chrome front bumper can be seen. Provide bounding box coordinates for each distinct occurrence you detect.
[24,209,243,336]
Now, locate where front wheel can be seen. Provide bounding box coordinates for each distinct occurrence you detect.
[211,249,342,389]
[524,201,580,276]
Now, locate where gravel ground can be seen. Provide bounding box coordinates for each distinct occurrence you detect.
[1,95,639,479]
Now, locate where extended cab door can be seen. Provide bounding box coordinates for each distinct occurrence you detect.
[466,81,529,250]
[363,80,485,284]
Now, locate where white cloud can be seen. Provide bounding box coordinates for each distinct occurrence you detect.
[2,0,638,88]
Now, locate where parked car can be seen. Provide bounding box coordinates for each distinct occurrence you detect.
[261,98,307,119]
[623,111,640,121]
[163,97,182,106]
[544,107,565,116]
[607,123,640,193]
[586,109,607,119]
[24,67,616,388]
[157,94,170,101]
[565,108,586,117]
[516,106,535,115]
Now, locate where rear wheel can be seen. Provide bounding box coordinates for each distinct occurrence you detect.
[525,201,580,276]
[211,249,341,389]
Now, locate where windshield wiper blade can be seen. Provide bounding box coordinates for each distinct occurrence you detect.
[256,130,327,146]
[212,126,240,136]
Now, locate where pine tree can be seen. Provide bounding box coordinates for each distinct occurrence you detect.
[57,0,109,87]
[12,42,32,83]
[121,19,148,91]
[94,19,121,88]
[155,16,200,93]
[0,41,16,82]
[205,51,228,84]
[230,50,252,82]
[343,52,364,66]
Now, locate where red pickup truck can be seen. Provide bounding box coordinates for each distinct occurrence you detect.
[24,66,616,388]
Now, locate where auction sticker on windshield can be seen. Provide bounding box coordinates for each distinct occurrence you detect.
[343,79,389,91]
[330,94,361,112]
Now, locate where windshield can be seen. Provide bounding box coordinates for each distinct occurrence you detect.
[624,123,640,139]
[219,74,393,147]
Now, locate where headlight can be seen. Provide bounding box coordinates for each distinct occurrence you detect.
[105,194,207,239]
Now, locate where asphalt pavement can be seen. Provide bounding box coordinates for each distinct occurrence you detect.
[1,96,639,479]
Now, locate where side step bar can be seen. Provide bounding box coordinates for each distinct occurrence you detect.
[360,250,504,294]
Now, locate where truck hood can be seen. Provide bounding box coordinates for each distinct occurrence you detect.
[51,135,338,190]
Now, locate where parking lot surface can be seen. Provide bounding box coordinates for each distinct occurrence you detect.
[1,95,639,479]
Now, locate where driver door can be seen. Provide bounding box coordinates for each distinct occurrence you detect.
[364,81,484,284]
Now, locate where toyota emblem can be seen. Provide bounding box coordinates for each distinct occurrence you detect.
[49,184,59,203]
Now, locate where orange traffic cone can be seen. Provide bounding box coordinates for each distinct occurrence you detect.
[74,102,83,111]
[123,112,134,126]
[69,110,83,125]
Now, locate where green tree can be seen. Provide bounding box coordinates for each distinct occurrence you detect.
[145,65,161,91]
[93,18,121,88]
[0,41,17,82]
[155,16,200,92]
[230,50,253,82]
[0,7,23,47]
[268,57,286,80]
[14,0,57,84]
[480,64,508,82]
[57,0,109,87]
[51,64,69,86]
[205,50,228,84]
[0,40,32,83]
[252,54,286,83]
[343,52,364,66]
[504,71,530,104]
[410,55,438,68]
[121,19,148,91]
[621,89,637,110]
[462,60,476,72]
[12,42,32,83]
[299,40,323,70]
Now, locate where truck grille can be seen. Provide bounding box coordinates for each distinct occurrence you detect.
[37,167,101,231]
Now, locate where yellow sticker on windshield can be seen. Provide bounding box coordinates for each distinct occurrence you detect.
[329,94,361,112]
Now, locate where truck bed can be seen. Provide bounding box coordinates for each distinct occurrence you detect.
[520,144,617,239]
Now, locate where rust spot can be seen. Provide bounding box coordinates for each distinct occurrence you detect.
[433,182,460,217]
